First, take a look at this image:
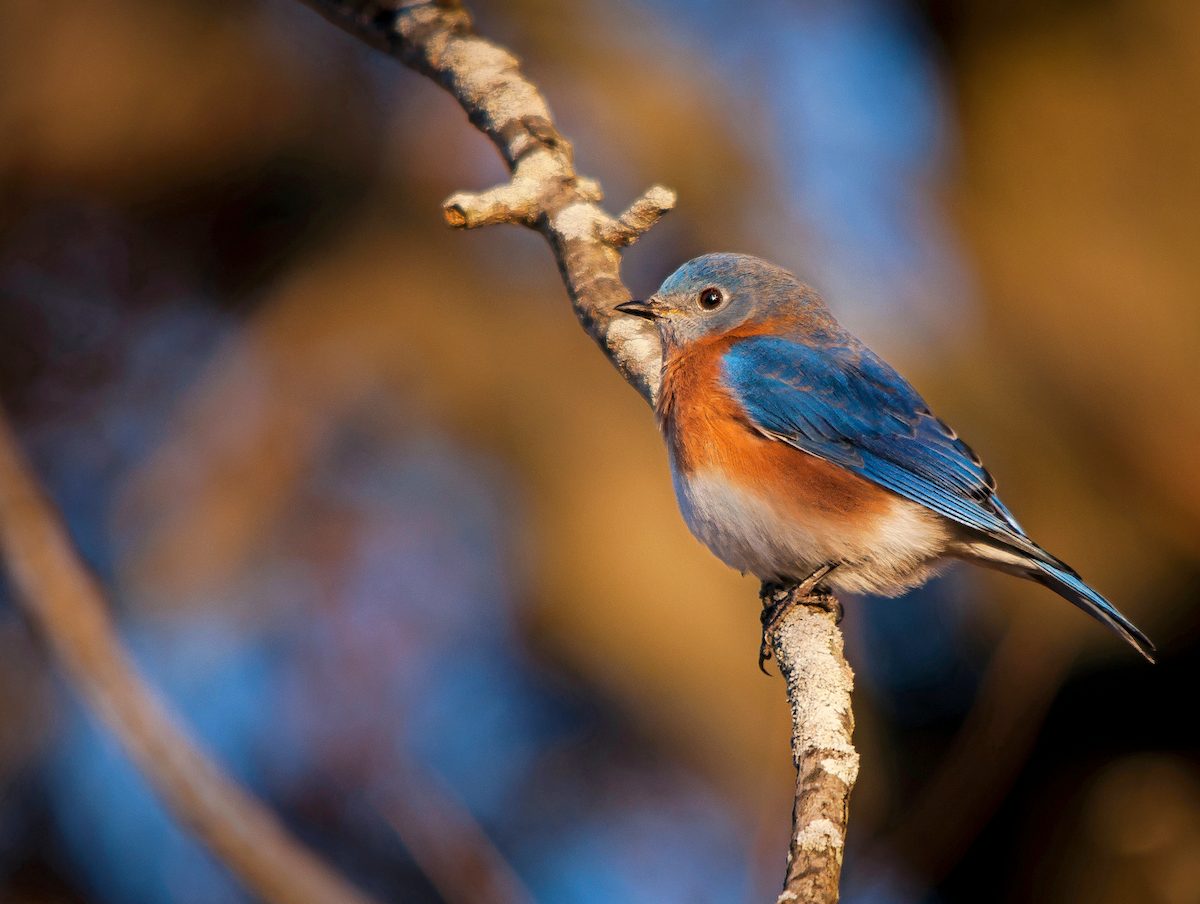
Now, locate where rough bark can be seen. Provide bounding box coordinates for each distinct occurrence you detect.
[293,2,861,900]
[298,0,670,403]
[771,604,859,903]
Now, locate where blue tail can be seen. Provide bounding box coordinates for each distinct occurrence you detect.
[1029,560,1156,662]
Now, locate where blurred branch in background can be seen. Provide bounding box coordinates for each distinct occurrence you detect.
[0,409,379,904]
[373,758,537,904]
[293,0,858,899]
[876,617,1075,883]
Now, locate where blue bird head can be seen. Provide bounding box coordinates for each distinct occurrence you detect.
[617,253,835,349]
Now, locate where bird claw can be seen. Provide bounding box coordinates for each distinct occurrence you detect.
[758,566,840,675]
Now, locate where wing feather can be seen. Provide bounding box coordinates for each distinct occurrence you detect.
[721,336,1048,562]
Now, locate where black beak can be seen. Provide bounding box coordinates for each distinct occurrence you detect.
[615,299,660,320]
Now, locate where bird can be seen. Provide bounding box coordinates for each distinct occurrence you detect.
[615,253,1155,668]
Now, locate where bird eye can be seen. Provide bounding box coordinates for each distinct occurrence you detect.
[698,287,724,310]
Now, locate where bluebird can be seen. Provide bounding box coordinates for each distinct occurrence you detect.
[616,253,1154,668]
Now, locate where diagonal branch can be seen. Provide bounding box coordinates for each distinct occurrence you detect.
[299,0,672,403]
[292,2,860,901]
[0,411,380,904]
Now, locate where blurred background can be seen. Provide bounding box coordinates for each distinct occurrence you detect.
[1,0,1198,901]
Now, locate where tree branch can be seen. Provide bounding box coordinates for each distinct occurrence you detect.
[769,600,859,903]
[298,0,671,403]
[0,412,380,904]
[291,1,860,899]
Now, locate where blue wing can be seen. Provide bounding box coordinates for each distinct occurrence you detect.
[721,335,1049,561]
[721,335,1156,660]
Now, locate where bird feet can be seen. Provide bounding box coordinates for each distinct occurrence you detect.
[759,565,840,675]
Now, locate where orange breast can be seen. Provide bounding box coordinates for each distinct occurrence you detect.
[657,337,894,522]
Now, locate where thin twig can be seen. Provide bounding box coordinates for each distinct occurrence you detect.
[0,411,379,904]
[291,2,860,899]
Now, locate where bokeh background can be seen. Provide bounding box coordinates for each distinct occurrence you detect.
[1,0,1198,901]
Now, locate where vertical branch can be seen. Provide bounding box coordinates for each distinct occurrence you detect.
[772,605,858,903]
[0,412,379,904]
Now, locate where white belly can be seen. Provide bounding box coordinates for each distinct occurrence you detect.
[672,465,952,595]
